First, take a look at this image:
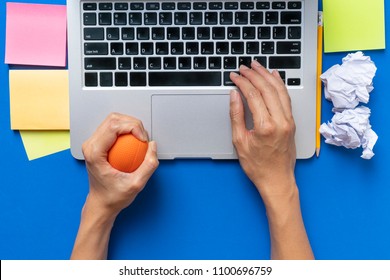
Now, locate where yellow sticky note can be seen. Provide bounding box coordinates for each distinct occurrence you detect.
[19,130,70,161]
[323,0,385,53]
[9,70,69,130]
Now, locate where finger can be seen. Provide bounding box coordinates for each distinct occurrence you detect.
[92,113,148,154]
[239,64,286,120]
[230,71,270,129]
[131,141,159,183]
[229,90,247,145]
[252,61,293,119]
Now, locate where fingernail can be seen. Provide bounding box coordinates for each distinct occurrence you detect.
[149,141,157,153]
[230,90,239,102]
[230,71,239,77]
[240,64,249,70]
[252,60,261,68]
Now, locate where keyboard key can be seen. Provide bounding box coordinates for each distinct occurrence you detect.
[186,42,199,54]
[225,2,238,10]
[281,12,301,24]
[156,42,169,54]
[231,42,244,54]
[194,57,207,69]
[205,12,218,25]
[224,57,237,69]
[83,3,97,11]
[197,27,210,40]
[287,78,301,86]
[115,72,128,86]
[100,72,113,87]
[107,27,119,40]
[126,42,138,55]
[272,2,286,9]
[137,27,150,40]
[212,27,225,39]
[134,57,147,69]
[288,2,302,9]
[84,27,104,40]
[115,3,128,10]
[209,2,223,10]
[246,41,259,54]
[141,42,154,55]
[144,13,158,25]
[162,2,175,10]
[83,13,96,25]
[243,27,256,39]
[265,12,278,24]
[129,13,142,25]
[261,42,275,54]
[130,3,144,10]
[190,12,203,25]
[163,57,176,69]
[110,42,123,55]
[99,13,112,25]
[209,57,222,69]
[85,58,116,70]
[216,42,229,54]
[254,56,267,68]
[175,12,188,25]
[257,2,270,9]
[149,57,161,69]
[227,27,240,39]
[84,42,108,55]
[239,56,252,68]
[130,72,147,86]
[159,12,173,25]
[241,2,254,10]
[146,3,160,10]
[114,13,127,25]
[167,27,180,40]
[193,2,207,10]
[122,27,135,40]
[99,3,112,10]
[235,12,248,24]
[288,26,301,39]
[250,12,263,24]
[171,42,184,54]
[149,72,221,86]
[152,27,165,39]
[179,57,192,69]
[85,72,98,86]
[118,57,131,69]
[220,12,233,25]
[224,71,237,86]
[277,42,301,54]
[273,26,286,39]
[182,27,195,40]
[201,42,214,54]
[258,26,271,39]
[178,2,191,10]
[269,56,301,69]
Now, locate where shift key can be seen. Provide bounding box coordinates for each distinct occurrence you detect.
[85,57,116,70]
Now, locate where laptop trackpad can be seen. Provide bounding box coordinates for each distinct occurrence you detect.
[151,94,234,158]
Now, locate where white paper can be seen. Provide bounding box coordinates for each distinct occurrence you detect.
[321,51,377,109]
[320,106,378,159]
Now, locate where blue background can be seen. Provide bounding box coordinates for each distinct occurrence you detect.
[1,0,389,260]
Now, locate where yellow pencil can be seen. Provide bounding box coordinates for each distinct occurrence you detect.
[316,12,323,157]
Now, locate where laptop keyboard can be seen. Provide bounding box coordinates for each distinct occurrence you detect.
[82,1,303,87]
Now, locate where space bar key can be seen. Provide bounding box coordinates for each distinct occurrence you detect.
[149,72,222,86]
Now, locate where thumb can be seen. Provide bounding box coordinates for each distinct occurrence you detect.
[132,141,159,183]
[230,90,246,142]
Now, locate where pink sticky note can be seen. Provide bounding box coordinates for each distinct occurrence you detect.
[5,2,67,67]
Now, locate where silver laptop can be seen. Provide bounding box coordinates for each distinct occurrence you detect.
[67,0,318,160]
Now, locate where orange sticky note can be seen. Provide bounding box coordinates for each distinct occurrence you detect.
[5,3,67,66]
[9,70,70,130]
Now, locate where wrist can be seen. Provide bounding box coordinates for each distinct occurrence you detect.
[81,194,119,228]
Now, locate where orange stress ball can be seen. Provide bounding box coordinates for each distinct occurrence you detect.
[108,134,148,173]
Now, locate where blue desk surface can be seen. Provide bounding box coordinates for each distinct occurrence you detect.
[1,0,390,260]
